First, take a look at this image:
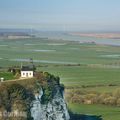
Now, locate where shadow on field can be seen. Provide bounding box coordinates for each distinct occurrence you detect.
[69,111,102,120]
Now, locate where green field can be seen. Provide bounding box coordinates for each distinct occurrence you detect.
[1,38,120,67]
[39,65,120,87]
[0,72,14,80]
[1,38,120,120]
[68,103,120,120]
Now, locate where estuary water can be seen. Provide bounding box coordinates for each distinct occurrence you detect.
[37,32,120,46]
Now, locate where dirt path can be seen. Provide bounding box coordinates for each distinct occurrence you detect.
[1,77,34,83]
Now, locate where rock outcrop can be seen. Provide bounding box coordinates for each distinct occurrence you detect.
[31,86,70,120]
[0,72,70,120]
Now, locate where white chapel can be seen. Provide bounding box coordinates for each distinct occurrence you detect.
[21,65,34,78]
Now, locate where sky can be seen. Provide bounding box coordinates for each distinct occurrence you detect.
[0,0,120,31]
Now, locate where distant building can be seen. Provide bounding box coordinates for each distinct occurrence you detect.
[21,65,35,78]
[20,58,36,78]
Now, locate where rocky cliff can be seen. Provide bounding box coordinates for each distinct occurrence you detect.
[31,86,70,120]
[0,72,70,120]
[31,72,70,120]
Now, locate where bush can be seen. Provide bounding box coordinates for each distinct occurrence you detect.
[116,98,120,106]
[66,88,120,106]
[113,88,120,99]
[41,85,53,104]
[103,96,116,105]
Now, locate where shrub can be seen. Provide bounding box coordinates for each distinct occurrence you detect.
[116,98,120,106]
[113,88,120,99]
[103,96,116,105]
[41,85,53,104]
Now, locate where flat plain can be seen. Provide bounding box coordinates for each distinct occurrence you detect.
[1,37,120,120]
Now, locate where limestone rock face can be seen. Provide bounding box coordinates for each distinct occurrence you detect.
[31,87,70,120]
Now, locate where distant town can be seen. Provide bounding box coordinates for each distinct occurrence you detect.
[0,29,35,39]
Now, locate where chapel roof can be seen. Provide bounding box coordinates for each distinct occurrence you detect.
[21,65,35,71]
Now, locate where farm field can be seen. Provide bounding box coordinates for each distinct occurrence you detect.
[68,103,120,120]
[39,65,120,87]
[1,38,120,67]
[1,37,120,119]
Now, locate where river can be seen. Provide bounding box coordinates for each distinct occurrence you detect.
[36,32,120,46]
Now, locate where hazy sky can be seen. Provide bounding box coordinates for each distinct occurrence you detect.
[0,0,120,31]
